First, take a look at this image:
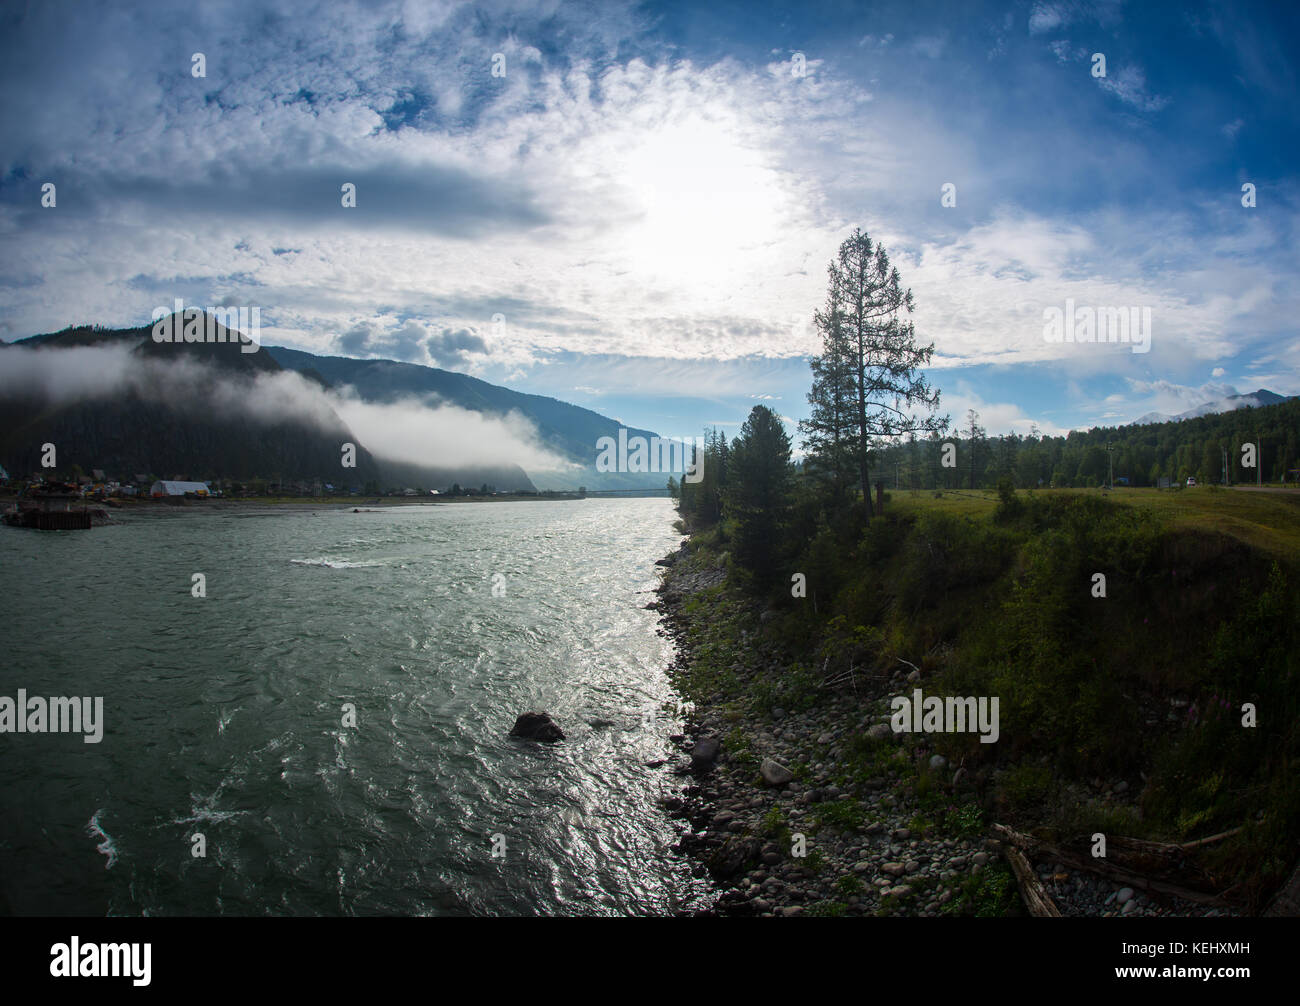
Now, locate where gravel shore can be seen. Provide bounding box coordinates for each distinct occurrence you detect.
[652,539,1237,918]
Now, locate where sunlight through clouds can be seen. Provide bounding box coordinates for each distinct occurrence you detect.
[0,0,1295,435]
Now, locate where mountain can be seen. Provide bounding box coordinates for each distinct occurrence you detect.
[0,318,387,486]
[265,346,674,491]
[0,317,679,492]
[1130,389,1292,427]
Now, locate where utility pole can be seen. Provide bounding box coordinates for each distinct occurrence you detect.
[1106,442,1114,489]
[1258,437,1262,486]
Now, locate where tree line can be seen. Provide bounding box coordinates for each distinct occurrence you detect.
[670,226,1298,592]
[870,400,1299,491]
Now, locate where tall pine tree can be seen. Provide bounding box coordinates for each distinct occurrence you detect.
[725,405,793,588]
[801,228,947,517]
[800,278,855,504]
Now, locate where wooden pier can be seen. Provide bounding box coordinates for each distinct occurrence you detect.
[4,509,93,530]
[2,486,95,530]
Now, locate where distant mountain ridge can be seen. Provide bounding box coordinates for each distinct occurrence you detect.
[0,319,389,486]
[1130,388,1292,427]
[0,319,534,490]
[265,346,672,490]
[0,318,677,491]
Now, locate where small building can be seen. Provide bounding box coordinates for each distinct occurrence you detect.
[151,480,210,498]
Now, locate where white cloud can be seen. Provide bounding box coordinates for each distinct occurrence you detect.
[331,391,573,471]
[0,0,1295,433]
[1125,378,1239,415]
[1098,66,1170,112]
[1028,4,1066,35]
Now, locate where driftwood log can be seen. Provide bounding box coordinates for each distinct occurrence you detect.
[1003,843,1062,916]
[992,823,1235,909]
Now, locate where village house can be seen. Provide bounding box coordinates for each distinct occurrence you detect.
[150,480,210,498]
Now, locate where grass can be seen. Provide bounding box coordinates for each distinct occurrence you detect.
[759,805,792,845]
[813,800,868,833]
[836,873,866,896]
[723,726,758,775]
[890,485,1300,561]
[941,862,1020,917]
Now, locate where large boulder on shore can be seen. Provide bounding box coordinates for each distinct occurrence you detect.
[509,712,565,743]
[760,758,794,786]
[708,836,761,879]
[691,736,721,771]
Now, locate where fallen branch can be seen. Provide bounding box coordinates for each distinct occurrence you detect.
[1003,844,1062,917]
[992,824,1234,908]
[1178,827,1243,851]
[1106,827,1242,860]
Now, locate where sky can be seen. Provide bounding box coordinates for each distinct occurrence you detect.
[1,0,1297,446]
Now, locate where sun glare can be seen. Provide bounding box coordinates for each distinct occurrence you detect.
[619,115,789,289]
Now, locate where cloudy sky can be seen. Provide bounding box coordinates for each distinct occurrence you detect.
[1,0,1296,442]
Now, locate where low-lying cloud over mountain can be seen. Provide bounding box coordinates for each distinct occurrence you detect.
[0,320,560,489]
[266,346,673,490]
[0,317,685,490]
[1128,385,1292,426]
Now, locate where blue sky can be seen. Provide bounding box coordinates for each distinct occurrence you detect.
[1,0,1297,448]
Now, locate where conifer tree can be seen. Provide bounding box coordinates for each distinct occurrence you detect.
[725,405,793,586]
[801,228,947,517]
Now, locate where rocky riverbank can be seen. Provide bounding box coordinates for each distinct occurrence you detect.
[652,538,1238,918]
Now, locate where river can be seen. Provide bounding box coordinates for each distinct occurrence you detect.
[0,498,709,915]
